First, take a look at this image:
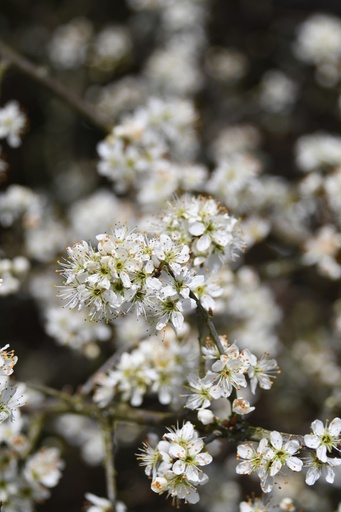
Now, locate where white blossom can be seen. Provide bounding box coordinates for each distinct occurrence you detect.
[304,418,341,462]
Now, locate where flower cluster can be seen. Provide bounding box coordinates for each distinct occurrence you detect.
[303,417,341,485]
[93,327,197,407]
[236,431,303,493]
[48,18,132,73]
[0,345,24,423]
[58,196,243,326]
[44,306,111,357]
[97,97,204,205]
[137,422,212,505]
[0,345,64,511]
[236,418,341,493]
[156,194,244,271]
[0,443,64,511]
[184,338,278,423]
[294,13,341,87]
[0,256,30,296]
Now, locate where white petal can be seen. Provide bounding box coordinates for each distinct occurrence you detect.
[270,431,283,450]
[329,417,341,436]
[286,456,303,472]
[324,465,335,483]
[236,461,253,474]
[311,419,325,436]
[195,452,213,466]
[172,459,186,475]
[270,458,282,476]
[317,445,328,462]
[237,445,253,459]
[169,443,186,460]
[188,222,205,236]
[304,434,320,449]
[306,467,320,486]
[197,235,211,252]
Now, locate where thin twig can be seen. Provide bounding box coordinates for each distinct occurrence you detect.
[101,417,117,509]
[0,39,113,133]
[189,290,225,355]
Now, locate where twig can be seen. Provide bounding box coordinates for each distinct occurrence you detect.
[0,39,113,133]
[79,352,118,396]
[101,417,117,509]
[189,290,225,355]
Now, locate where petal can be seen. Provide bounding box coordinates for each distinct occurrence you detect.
[236,461,253,475]
[172,459,186,475]
[195,453,213,466]
[171,311,184,330]
[270,431,283,450]
[306,467,320,486]
[329,417,341,436]
[188,222,205,236]
[237,445,254,459]
[270,458,282,476]
[182,422,195,440]
[188,439,204,455]
[197,235,211,252]
[324,465,335,484]
[317,445,328,462]
[186,465,199,482]
[286,456,303,472]
[304,434,320,449]
[169,443,186,460]
[284,440,300,455]
[311,419,325,436]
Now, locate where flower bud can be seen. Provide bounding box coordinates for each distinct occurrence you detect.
[197,408,215,425]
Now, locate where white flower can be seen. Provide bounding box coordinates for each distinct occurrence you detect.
[265,431,303,476]
[236,438,270,479]
[239,496,269,511]
[48,18,93,69]
[279,498,295,511]
[248,353,279,394]
[139,422,211,505]
[294,14,341,65]
[305,453,341,486]
[151,471,200,504]
[0,345,18,376]
[184,374,216,410]
[0,385,26,422]
[85,493,126,512]
[207,344,251,398]
[236,431,302,493]
[23,447,64,488]
[304,417,341,462]
[232,398,255,415]
[0,101,27,147]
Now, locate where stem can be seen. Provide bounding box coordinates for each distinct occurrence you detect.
[189,290,225,355]
[0,39,113,133]
[101,417,117,508]
[213,418,306,446]
[164,263,225,355]
[26,383,178,425]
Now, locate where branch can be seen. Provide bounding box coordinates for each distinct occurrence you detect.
[101,417,117,508]
[212,417,306,446]
[0,39,113,133]
[26,383,179,425]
